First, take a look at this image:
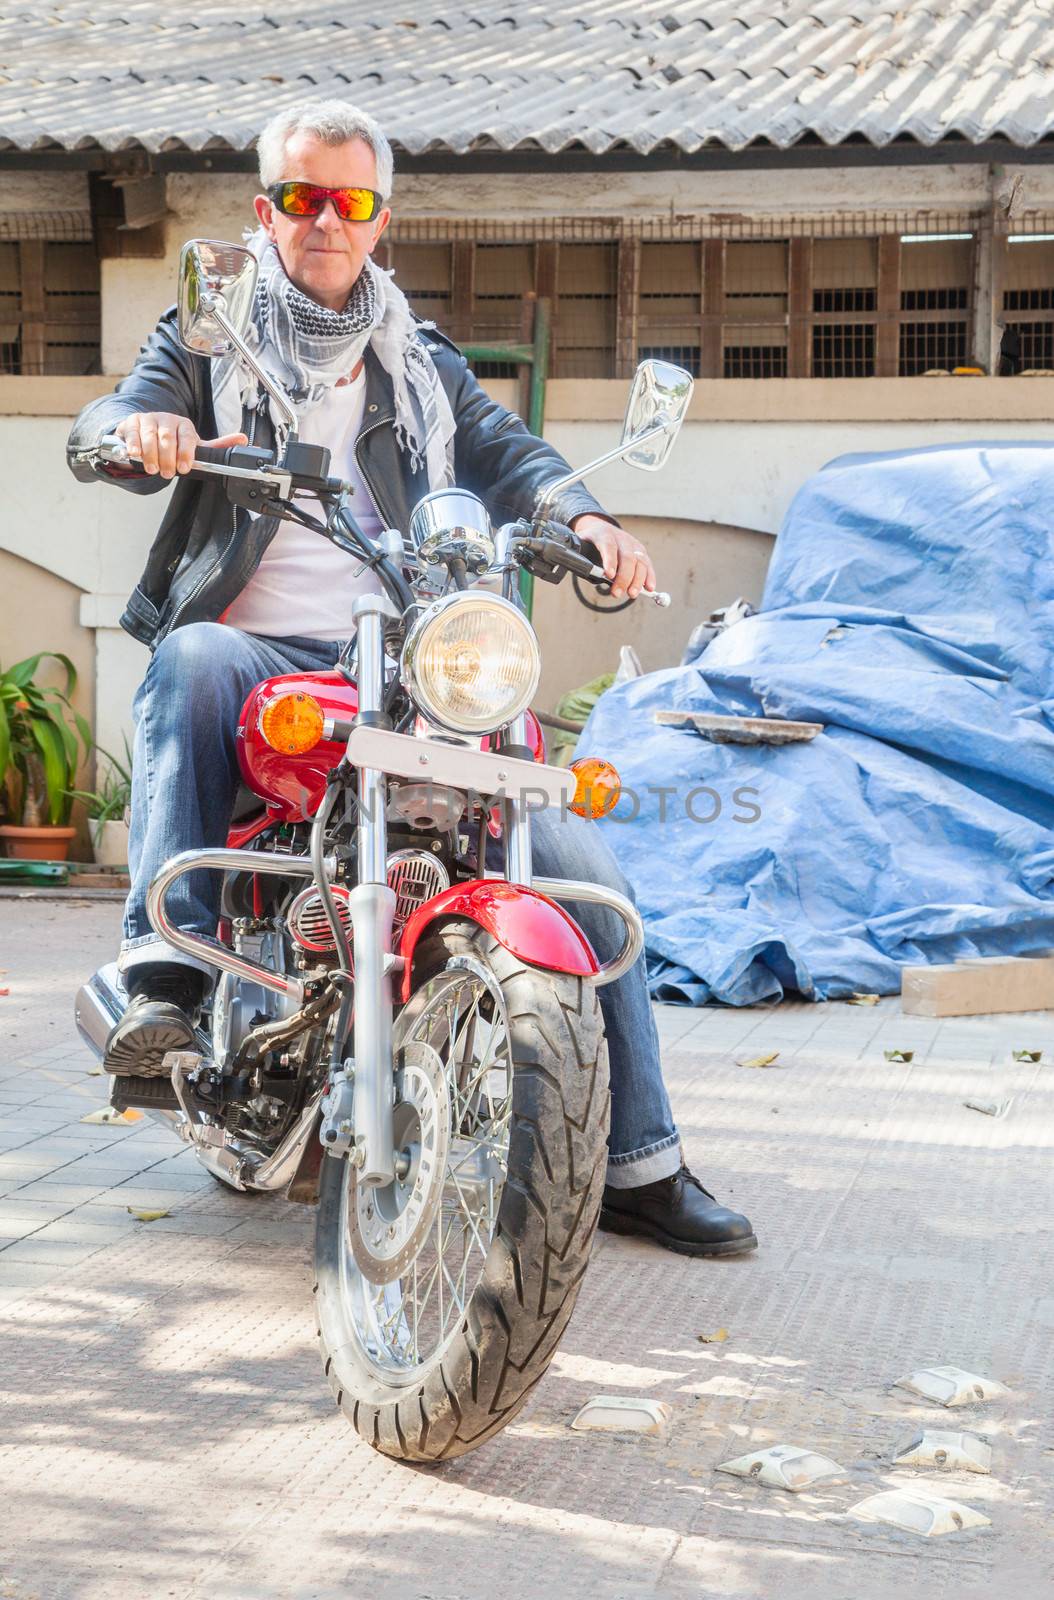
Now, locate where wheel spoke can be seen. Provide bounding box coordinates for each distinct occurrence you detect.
[343,966,513,1381]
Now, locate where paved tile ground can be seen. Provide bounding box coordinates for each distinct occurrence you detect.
[0,897,1051,1598]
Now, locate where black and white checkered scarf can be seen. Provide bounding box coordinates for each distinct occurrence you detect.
[212,233,455,484]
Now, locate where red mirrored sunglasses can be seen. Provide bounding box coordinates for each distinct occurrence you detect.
[267,182,385,222]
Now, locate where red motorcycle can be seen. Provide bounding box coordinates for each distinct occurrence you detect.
[75,239,692,1460]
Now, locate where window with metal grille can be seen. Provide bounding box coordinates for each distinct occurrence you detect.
[0,243,19,373]
[1002,239,1054,370]
[813,323,875,376]
[1004,286,1054,310]
[810,239,877,377]
[554,244,617,377]
[722,242,787,378]
[637,242,702,375]
[1006,321,1054,367]
[898,239,971,374]
[388,242,453,331]
[723,342,788,378]
[899,319,970,373]
[471,243,533,377]
[639,343,702,371]
[0,240,100,375]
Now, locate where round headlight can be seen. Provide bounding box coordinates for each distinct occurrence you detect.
[401,593,541,734]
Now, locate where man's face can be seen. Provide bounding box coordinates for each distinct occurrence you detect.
[253,132,392,311]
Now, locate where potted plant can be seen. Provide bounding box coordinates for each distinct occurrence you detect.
[0,653,92,861]
[68,739,133,868]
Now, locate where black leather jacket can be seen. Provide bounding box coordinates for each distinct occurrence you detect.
[67,308,611,649]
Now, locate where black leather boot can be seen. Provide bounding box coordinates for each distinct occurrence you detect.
[103,965,205,1077]
[599,1165,757,1257]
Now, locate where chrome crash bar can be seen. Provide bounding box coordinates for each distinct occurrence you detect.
[531,876,644,987]
[145,846,319,1002]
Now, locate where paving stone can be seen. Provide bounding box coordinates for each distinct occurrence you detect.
[1,1234,116,1267]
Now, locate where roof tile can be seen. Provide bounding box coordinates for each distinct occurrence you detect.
[0,1,1050,156]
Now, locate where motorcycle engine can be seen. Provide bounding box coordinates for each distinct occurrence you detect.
[210,925,300,1071]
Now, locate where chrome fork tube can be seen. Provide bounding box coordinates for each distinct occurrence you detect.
[348,596,399,1188]
[504,712,533,887]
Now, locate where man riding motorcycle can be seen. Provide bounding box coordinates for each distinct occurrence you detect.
[66,99,756,1259]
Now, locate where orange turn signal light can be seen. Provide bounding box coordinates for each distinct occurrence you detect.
[568,757,621,819]
[260,692,325,755]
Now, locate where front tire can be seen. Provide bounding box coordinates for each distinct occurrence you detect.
[314,918,610,1461]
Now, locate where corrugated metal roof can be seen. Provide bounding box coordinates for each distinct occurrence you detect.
[1,2,1052,158]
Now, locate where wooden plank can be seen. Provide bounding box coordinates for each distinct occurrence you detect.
[787,237,813,378]
[18,240,46,376]
[875,234,902,377]
[901,955,1054,1017]
[654,710,823,745]
[450,240,475,344]
[973,204,1006,375]
[615,237,641,379]
[534,241,558,375]
[700,239,725,378]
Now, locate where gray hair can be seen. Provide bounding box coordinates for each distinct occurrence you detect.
[256,100,394,197]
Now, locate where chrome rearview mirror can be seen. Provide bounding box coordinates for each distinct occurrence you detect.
[535,358,693,518]
[620,359,694,471]
[177,240,257,356]
[176,239,298,437]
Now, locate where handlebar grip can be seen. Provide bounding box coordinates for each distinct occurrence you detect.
[192,444,236,467]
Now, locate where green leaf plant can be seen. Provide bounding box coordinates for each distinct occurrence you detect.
[67,735,133,825]
[0,653,93,828]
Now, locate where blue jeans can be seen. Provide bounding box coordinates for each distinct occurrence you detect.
[122,623,680,1188]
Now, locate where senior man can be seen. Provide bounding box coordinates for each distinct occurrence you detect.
[67,100,756,1259]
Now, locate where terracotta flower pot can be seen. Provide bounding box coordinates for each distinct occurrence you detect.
[0,824,77,861]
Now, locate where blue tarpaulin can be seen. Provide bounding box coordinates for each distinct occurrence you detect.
[580,442,1054,1005]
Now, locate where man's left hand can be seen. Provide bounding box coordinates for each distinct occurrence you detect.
[569,515,657,601]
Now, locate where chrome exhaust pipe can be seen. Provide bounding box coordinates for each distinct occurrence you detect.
[187,1092,324,1193]
[75,963,126,1059]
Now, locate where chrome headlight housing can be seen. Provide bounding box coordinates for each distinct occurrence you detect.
[401,592,541,735]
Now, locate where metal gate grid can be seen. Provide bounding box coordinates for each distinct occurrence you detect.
[385,211,1031,380]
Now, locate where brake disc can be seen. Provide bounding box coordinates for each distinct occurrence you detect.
[349,1040,450,1285]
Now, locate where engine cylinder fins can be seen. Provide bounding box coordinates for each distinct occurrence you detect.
[287,852,450,956]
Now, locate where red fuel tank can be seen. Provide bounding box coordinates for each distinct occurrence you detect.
[238,671,359,822]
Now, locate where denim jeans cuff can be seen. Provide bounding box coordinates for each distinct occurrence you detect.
[605,1132,681,1189]
[119,934,220,984]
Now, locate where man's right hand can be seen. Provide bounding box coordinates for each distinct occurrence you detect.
[113,413,248,479]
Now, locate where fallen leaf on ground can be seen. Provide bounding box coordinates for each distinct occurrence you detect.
[964,1098,1013,1118]
[1012,1049,1042,1062]
[127,1207,170,1222]
[0,987,9,997]
[847,992,879,1006]
[736,1052,781,1069]
[698,1328,729,1344]
[81,1106,142,1125]
[884,1049,914,1062]
[86,1067,102,1077]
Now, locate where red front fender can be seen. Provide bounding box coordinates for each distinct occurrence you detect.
[398,878,599,1001]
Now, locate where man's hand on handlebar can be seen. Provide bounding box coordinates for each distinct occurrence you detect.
[568,514,657,600]
[113,412,248,480]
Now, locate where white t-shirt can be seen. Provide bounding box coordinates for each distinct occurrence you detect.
[223,368,386,640]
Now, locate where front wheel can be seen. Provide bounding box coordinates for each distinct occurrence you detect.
[314,918,610,1461]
